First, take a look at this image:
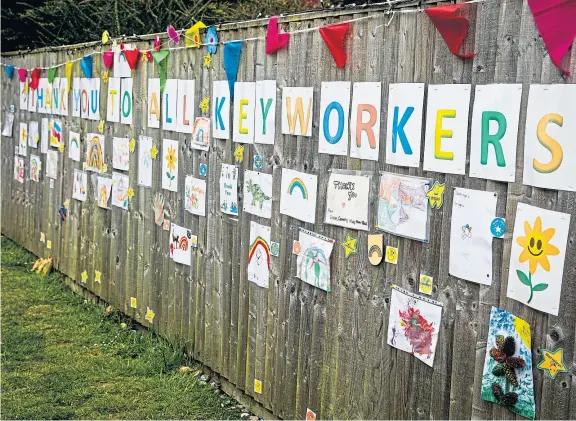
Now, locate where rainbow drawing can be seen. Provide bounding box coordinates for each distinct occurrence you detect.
[287,178,308,199]
[70,135,79,149]
[369,245,382,257]
[178,236,189,251]
[87,135,104,171]
[248,237,271,268]
[98,187,108,207]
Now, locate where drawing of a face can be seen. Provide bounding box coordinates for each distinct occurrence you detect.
[527,233,544,257]
[386,246,398,264]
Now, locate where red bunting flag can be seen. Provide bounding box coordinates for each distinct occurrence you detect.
[122,48,140,70]
[102,50,114,69]
[319,22,350,68]
[30,68,42,90]
[425,3,475,58]
[17,68,28,83]
[266,16,290,55]
[528,0,576,75]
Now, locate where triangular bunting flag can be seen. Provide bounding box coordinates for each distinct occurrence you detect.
[123,48,140,70]
[102,50,114,69]
[151,50,170,92]
[167,25,180,44]
[47,67,57,84]
[527,0,576,75]
[223,41,243,99]
[185,21,206,47]
[65,62,73,90]
[30,68,42,90]
[266,16,290,54]
[425,4,475,58]
[5,65,15,79]
[81,55,93,78]
[319,22,350,68]
[17,68,28,83]
[154,36,161,52]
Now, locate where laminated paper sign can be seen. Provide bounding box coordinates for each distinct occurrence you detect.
[296,228,335,292]
[243,170,273,219]
[279,168,317,224]
[324,171,370,231]
[220,164,239,216]
[248,221,271,288]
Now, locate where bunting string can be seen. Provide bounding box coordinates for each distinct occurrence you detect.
[0,0,494,70]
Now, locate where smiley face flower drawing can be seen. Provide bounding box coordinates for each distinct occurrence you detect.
[515,217,559,303]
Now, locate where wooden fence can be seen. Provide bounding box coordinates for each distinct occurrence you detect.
[2,1,575,419]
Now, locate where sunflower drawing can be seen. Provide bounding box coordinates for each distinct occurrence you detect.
[165,145,177,186]
[515,217,559,303]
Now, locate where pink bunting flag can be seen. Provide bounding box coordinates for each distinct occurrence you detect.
[17,68,28,83]
[319,22,350,68]
[167,25,180,44]
[30,68,42,90]
[154,36,161,52]
[528,0,576,75]
[122,48,140,70]
[102,50,114,69]
[425,3,475,58]
[266,16,290,55]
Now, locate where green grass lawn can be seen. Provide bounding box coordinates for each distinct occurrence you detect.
[0,236,243,420]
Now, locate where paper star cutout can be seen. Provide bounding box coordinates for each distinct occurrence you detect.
[59,142,65,153]
[102,70,109,84]
[150,144,159,159]
[199,97,209,114]
[126,187,134,200]
[64,199,70,209]
[203,53,212,68]
[538,348,567,379]
[129,138,136,153]
[141,51,149,62]
[145,307,155,323]
[130,297,137,308]
[98,120,105,134]
[342,235,358,258]
[234,145,245,163]
[94,270,102,283]
[426,181,446,209]
[40,232,45,243]
[102,30,110,44]
[81,270,88,283]
[47,240,52,249]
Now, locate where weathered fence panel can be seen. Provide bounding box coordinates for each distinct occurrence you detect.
[2,1,575,419]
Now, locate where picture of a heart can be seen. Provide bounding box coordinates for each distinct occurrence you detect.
[341,202,346,208]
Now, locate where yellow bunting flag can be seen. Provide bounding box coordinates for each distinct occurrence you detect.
[65,61,73,90]
[185,21,206,47]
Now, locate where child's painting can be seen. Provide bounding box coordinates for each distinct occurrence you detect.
[85,133,106,173]
[97,176,113,209]
[19,122,27,156]
[481,307,535,419]
[296,228,335,292]
[280,168,318,224]
[449,188,497,285]
[191,117,210,151]
[28,121,39,148]
[184,175,207,217]
[111,172,129,210]
[386,285,443,367]
[138,135,153,187]
[170,223,192,266]
[324,171,371,231]
[68,131,81,162]
[30,155,41,182]
[377,172,431,242]
[162,139,179,192]
[72,169,88,202]
[506,202,570,316]
[247,221,271,288]
[50,119,62,148]
[112,137,130,171]
[2,112,14,137]
[14,155,24,183]
[243,170,272,219]
[40,118,49,154]
[220,164,238,216]
[46,150,58,179]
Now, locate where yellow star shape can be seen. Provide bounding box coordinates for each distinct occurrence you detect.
[538,348,567,379]
[199,97,209,114]
[130,297,137,309]
[59,142,65,153]
[81,270,88,283]
[150,144,159,159]
[203,53,212,68]
[47,240,52,249]
[98,120,105,134]
[64,199,70,209]
[102,70,109,84]
[426,181,446,209]
[234,145,245,163]
[141,52,148,62]
[129,138,136,153]
[145,307,155,323]
[94,270,102,283]
[342,235,358,258]
[126,187,134,200]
